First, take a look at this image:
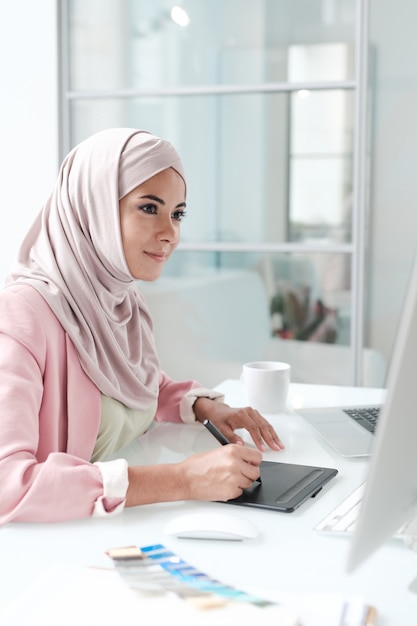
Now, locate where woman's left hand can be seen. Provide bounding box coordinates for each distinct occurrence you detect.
[193,398,285,452]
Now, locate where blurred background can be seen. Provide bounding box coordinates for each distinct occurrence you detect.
[1,0,417,386]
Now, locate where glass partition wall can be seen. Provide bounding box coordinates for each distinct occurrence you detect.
[60,0,371,385]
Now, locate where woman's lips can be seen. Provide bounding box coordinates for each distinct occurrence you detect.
[145,251,169,263]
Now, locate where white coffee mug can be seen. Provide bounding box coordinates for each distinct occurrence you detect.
[241,360,291,414]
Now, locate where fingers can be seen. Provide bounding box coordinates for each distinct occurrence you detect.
[216,446,262,498]
[235,442,263,466]
[225,432,245,446]
[233,407,285,452]
[240,460,262,487]
[231,445,262,484]
[201,402,285,453]
[183,445,262,502]
[255,420,285,452]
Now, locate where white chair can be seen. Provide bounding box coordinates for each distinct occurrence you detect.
[139,271,386,389]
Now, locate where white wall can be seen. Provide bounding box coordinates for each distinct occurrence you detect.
[0,0,59,283]
[368,0,417,361]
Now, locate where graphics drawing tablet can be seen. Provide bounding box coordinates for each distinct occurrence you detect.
[225,460,338,513]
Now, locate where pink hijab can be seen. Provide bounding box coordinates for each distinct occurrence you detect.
[7,128,186,410]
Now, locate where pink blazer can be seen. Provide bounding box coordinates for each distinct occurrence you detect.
[0,285,199,524]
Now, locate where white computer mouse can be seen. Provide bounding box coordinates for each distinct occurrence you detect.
[163,510,259,541]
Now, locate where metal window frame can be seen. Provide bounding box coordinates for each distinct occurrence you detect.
[58,0,369,386]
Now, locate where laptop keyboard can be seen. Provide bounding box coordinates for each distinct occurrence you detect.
[343,406,381,433]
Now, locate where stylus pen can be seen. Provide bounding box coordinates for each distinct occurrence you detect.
[203,419,262,483]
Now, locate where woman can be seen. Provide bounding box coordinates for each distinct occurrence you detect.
[0,128,283,524]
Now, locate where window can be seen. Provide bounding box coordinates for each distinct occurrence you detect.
[60,0,371,383]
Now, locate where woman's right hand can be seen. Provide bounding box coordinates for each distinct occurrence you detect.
[180,444,263,502]
[125,445,262,507]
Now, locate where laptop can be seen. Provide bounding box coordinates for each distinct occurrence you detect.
[297,255,417,458]
[297,403,382,457]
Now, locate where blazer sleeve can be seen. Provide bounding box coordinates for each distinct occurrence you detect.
[0,287,126,524]
[155,371,225,424]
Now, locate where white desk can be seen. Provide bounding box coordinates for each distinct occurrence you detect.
[0,381,416,625]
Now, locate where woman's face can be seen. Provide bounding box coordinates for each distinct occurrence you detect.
[119,167,186,280]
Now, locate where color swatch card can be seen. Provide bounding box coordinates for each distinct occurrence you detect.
[0,564,296,626]
[1,549,376,626]
[106,543,377,625]
[106,543,276,608]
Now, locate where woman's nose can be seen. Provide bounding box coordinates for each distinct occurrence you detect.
[158,215,179,242]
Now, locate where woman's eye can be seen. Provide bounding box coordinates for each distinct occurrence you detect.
[172,210,187,222]
[139,204,157,215]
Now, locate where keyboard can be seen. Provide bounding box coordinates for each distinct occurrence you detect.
[316,483,409,538]
[343,406,381,434]
[315,483,366,534]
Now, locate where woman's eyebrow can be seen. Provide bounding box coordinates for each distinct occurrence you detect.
[140,194,165,205]
[141,194,186,209]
